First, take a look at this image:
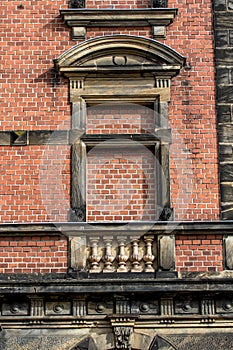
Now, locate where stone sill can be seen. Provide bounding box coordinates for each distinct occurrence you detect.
[60,8,178,39]
[0,221,232,235]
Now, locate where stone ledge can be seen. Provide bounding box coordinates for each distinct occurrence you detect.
[60,8,178,39]
[0,221,232,235]
[0,277,233,293]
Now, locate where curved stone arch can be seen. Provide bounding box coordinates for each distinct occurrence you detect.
[55,34,185,75]
[149,335,177,350]
[69,336,98,350]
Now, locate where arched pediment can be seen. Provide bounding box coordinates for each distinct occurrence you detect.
[55,35,185,76]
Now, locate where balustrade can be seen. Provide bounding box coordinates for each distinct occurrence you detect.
[86,233,172,274]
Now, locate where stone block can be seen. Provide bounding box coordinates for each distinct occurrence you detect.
[217,86,233,104]
[222,203,233,219]
[217,104,232,123]
[221,182,233,202]
[216,48,233,65]
[216,67,230,84]
[214,0,226,11]
[220,163,233,181]
[229,30,233,45]
[215,30,228,47]
[72,26,86,40]
[228,0,233,9]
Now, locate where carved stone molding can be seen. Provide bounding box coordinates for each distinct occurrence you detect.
[60,9,178,39]
[55,35,185,78]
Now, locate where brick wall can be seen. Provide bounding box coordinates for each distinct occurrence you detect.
[176,235,223,272]
[1,0,220,224]
[0,146,71,222]
[86,104,155,135]
[0,235,68,273]
[87,146,156,221]
[166,0,220,221]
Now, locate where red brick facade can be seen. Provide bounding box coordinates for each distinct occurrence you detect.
[1,0,222,274]
[0,235,67,274]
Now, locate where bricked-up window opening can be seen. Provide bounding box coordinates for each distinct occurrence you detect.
[87,143,157,222]
[86,103,155,135]
[55,35,185,222]
[85,102,159,222]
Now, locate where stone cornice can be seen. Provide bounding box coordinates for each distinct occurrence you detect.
[60,8,178,27]
[0,221,232,235]
[60,8,178,39]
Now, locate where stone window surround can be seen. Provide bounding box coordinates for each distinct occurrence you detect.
[55,35,185,222]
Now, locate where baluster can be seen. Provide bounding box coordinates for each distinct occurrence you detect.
[89,237,101,273]
[103,236,115,272]
[130,237,142,272]
[117,236,128,273]
[143,235,155,272]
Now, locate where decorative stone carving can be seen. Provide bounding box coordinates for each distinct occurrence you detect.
[131,300,159,315]
[89,237,101,272]
[216,298,233,313]
[160,297,174,316]
[55,35,185,77]
[2,301,29,316]
[45,302,72,315]
[116,297,131,315]
[113,326,133,350]
[201,298,215,316]
[73,298,86,317]
[175,299,199,314]
[117,236,128,272]
[103,236,115,272]
[29,296,44,317]
[88,299,113,315]
[130,237,142,272]
[143,235,155,272]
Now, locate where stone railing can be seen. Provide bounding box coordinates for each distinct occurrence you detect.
[69,226,176,276]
